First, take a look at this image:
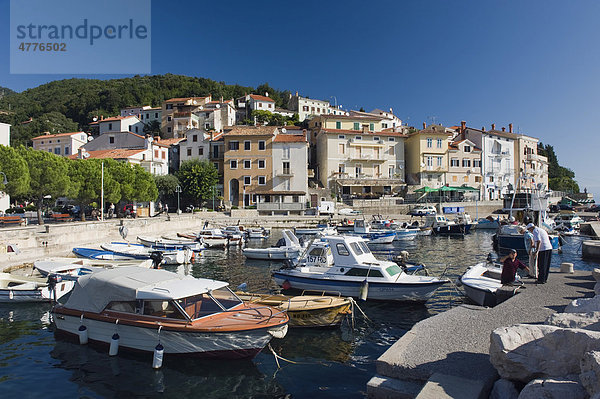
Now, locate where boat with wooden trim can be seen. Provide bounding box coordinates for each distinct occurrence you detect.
[234,291,352,328]
[53,267,289,359]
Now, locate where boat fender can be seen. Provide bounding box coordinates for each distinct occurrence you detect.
[9,290,13,300]
[455,278,463,287]
[109,333,120,356]
[359,280,369,301]
[152,343,164,369]
[78,315,88,345]
[282,280,291,290]
[268,324,289,339]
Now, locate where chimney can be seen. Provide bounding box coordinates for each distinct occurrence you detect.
[460,121,466,132]
[509,123,513,133]
[265,92,269,97]
[501,127,506,132]
[482,126,486,132]
[491,123,495,130]
[220,96,223,103]
[101,115,104,120]
[295,91,298,96]
[422,122,426,129]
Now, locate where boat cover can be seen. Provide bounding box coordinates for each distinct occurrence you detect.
[63,267,227,313]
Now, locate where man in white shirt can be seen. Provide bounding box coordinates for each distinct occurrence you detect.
[527,223,552,284]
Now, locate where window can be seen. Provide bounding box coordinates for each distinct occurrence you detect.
[338,135,345,139]
[230,160,237,169]
[463,176,469,182]
[229,141,239,151]
[187,148,192,156]
[311,107,315,112]
[373,137,380,141]
[452,176,458,182]
[198,147,204,156]
[64,147,70,155]
[166,104,173,110]
[473,159,481,168]
[282,146,290,160]
[213,162,219,171]
[464,145,471,153]
[350,242,363,255]
[244,141,251,151]
[462,159,471,167]
[167,127,171,133]
[258,176,266,185]
[243,160,251,169]
[268,103,272,108]
[369,123,374,131]
[258,141,265,150]
[437,138,442,148]
[355,135,362,140]
[437,156,443,167]
[192,135,198,142]
[344,268,384,277]
[243,176,251,185]
[355,164,362,177]
[339,164,345,174]
[155,112,159,118]
[213,146,219,158]
[282,161,290,174]
[353,122,359,130]
[142,300,185,319]
[258,159,265,169]
[336,121,341,129]
[382,123,388,128]
[339,143,346,155]
[155,149,159,158]
[388,137,395,142]
[336,243,350,256]
[54,147,60,155]
[302,106,309,111]
[475,176,482,182]
[451,158,459,167]
[389,166,395,178]
[167,116,172,122]
[426,138,432,148]
[109,136,115,144]
[426,156,433,167]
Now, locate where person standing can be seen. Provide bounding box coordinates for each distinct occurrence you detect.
[527,223,552,284]
[522,226,537,278]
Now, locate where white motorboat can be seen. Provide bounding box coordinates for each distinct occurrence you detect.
[100,242,190,265]
[474,216,501,230]
[371,218,418,240]
[458,262,521,307]
[0,272,74,303]
[137,236,205,252]
[273,235,448,301]
[53,267,289,359]
[246,227,270,239]
[35,257,153,277]
[242,230,302,260]
[553,211,584,233]
[294,225,337,236]
[424,214,472,236]
[346,220,396,244]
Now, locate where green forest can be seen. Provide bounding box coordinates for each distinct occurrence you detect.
[0,75,294,146]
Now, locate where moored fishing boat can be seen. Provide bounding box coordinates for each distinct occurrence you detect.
[246,227,270,239]
[273,235,448,301]
[234,291,352,328]
[0,272,74,303]
[137,236,205,252]
[52,267,289,359]
[346,219,396,244]
[424,214,472,236]
[458,261,521,307]
[100,242,190,265]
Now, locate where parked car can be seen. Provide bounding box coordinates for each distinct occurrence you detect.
[409,205,437,217]
[338,208,361,216]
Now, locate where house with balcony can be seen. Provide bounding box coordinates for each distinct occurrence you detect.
[161,96,212,137]
[514,132,548,191]
[405,123,454,188]
[31,131,88,157]
[459,122,517,200]
[78,131,168,175]
[447,138,483,198]
[223,126,307,214]
[349,108,403,130]
[312,114,407,198]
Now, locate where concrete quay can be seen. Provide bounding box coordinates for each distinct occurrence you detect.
[367,270,597,399]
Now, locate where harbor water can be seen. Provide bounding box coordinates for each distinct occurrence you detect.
[0,230,596,398]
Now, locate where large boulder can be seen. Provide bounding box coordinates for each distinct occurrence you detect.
[490,324,600,382]
[546,312,600,331]
[518,377,587,399]
[565,296,600,313]
[580,351,600,397]
[489,378,519,399]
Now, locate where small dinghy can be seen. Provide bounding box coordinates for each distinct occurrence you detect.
[246,227,270,239]
[0,272,74,303]
[36,257,153,277]
[234,291,352,328]
[458,261,522,307]
[100,242,190,265]
[242,230,302,260]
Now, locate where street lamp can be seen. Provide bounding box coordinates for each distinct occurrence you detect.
[175,185,182,214]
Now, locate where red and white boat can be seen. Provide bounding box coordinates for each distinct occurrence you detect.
[53,267,289,359]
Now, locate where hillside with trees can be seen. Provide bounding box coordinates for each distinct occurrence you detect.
[0,75,293,145]
[538,143,579,193]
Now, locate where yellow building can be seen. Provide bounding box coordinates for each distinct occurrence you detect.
[405,124,454,187]
[514,134,548,190]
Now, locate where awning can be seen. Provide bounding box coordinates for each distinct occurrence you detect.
[415,186,437,193]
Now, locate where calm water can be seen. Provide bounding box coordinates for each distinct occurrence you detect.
[0,230,596,399]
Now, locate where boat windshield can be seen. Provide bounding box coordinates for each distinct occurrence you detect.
[359,241,371,254]
[350,242,363,255]
[385,264,403,277]
[176,287,242,320]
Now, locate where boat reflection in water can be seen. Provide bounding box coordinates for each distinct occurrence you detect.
[49,340,287,398]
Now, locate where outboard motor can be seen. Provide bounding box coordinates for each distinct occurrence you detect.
[47,274,63,303]
[274,238,286,248]
[150,251,164,269]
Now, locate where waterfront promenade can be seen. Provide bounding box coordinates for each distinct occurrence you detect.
[367,270,597,399]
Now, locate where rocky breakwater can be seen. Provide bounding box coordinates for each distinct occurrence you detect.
[489,267,600,399]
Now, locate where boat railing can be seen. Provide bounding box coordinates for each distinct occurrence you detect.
[301,289,343,298]
[225,305,287,324]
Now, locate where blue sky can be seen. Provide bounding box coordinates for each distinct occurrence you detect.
[1,0,598,199]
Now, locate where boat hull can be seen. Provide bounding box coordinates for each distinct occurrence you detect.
[242,248,300,260]
[287,302,351,327]
[272,272,445,301]
[0,280,74,303]
[431,224,472,236]
[53,312,286,359]
[461,282,497,307]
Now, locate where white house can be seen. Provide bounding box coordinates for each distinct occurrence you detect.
[31,131,88,156]
[98,115,144,135]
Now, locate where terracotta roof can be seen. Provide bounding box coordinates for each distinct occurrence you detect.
[249,94,275,102]
[211,132,224,141]
[273,134,307,143]
[99,115,139,123]
[223,126,278,136]
[68,148,146,160]
[32,131,86,140]
[320,128,407,137]
[165,96,210,103]
[318,114,383,121]
[448,139,482,152]
[156,137,186,146]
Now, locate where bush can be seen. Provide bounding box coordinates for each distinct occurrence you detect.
[231,206,238,210]
[6,207,25,214]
